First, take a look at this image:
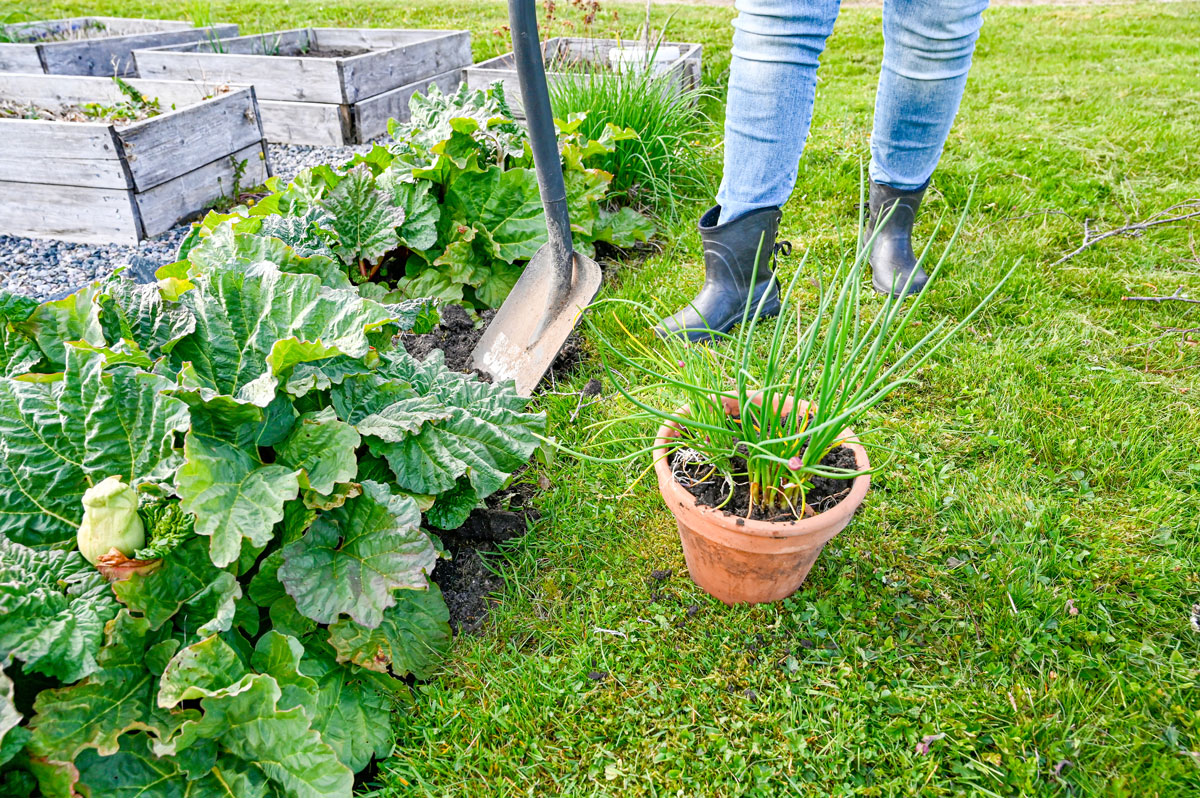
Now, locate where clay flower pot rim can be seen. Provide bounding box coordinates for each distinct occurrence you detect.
[651,398,871,540]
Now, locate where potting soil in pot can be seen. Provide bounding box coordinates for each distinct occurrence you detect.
[672,445,859,523]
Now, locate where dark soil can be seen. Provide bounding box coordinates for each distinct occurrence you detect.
[296,46,370,59]
[430,476,539,634]
[674,445,859,523]
[413,304,587,633]
[401,303,584,386]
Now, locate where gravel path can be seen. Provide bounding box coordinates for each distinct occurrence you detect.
[0,142,370,301]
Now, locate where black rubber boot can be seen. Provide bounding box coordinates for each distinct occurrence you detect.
[863,180,928,298]
[656,205,783,343]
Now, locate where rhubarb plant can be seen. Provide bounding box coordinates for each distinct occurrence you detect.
[179,83,655,309]
[0,256,545,795]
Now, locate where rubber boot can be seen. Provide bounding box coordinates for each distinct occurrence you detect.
[656,205,783,343]
[863,180,928,298]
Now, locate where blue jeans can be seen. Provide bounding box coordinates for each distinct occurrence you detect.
[716,0,989,223]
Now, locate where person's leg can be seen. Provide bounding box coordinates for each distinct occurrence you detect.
[863,0,988,296]
[658,0,840,341]
[717,0,843,224]
[870,0,988,189]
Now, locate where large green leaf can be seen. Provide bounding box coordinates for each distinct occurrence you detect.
[167,264,399,400]
[165,675,352,798]
[0,537,119,682]
[15,286,104,371]
[278,482,436,627]
[176,431,300,569]
[0,377,85,546]
[378,173,440,251]
[319,165,404,268]
[95,278,196,362]
[113,535,239,637]
[0,291,43,377]
[274,409,360,495]
[0,347,189,547]
[157,634,252,708]
[445,165,545,263]
[250,631,318,713]
[28,611,183,762]
[189,224,351,293]
[326,583,451,680]
[74,734,275,798]
[298,643,393,772]
[60,348,190,484]
[345,350,544,498]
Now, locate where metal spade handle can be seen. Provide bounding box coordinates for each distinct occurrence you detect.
[508,0,574,294]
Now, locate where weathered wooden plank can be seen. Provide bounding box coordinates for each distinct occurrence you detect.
[39,24,238,77]
[0,118,121,161]
[339,31,471,104]
[134,31,344,104]
[353,67,462,142]
[0,178,140,244]
[0,145,130,189]
[0,45,42,73]
[258,99,349,146]
[117,87,263,191]
[0,72,241,111]
[136,140,269,236]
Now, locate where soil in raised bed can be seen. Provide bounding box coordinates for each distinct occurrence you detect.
[14,21,109,43]
[0,99,158,125]
[672,444,859,523]
[294,45,370,59]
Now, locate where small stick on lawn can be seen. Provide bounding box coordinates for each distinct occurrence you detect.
[1121,287,1200,305]
[1051,199,1200,267]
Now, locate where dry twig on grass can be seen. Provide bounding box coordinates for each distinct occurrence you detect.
[1121,287,1200,305]
[1051,199,1200,267]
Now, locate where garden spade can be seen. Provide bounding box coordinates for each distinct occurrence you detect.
[470,0,603,397]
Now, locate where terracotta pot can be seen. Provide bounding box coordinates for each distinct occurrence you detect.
[652,397,870,604]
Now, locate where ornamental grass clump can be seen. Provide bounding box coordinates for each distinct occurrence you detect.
[589,189,1017,520]
[548,46,715,222]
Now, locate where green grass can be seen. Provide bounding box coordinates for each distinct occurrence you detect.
[26,0,1200,794]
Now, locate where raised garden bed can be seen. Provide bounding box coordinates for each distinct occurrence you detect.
[134,27,472,145]
[0,17,237,77]
[0,74,269,244]
[465,37,702,117]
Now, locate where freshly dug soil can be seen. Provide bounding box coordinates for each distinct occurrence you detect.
[412,304,584,632]
[674,444,859,523]
[401,303,583,385]
[430,476,539,634]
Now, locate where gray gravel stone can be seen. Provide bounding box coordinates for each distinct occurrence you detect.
[0,142,369,300]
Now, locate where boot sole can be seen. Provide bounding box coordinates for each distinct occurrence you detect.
[669,294,783,344]
[871,273,927,299]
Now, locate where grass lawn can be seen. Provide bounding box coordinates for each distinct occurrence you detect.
[23,0,1200,794]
